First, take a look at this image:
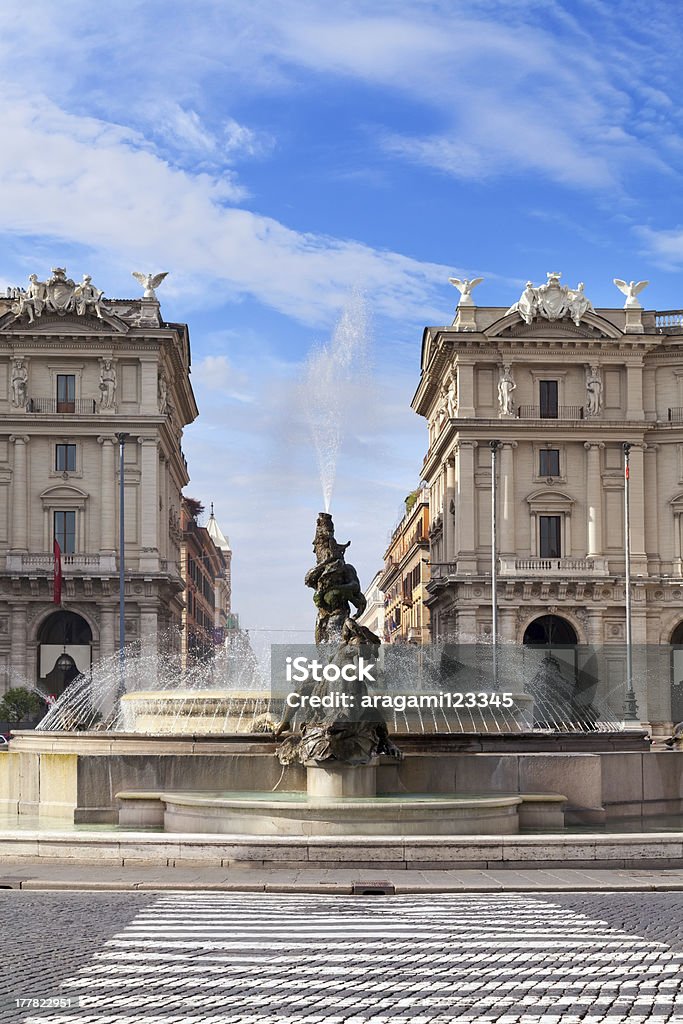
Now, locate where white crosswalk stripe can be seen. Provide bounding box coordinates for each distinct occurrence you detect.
[20,893,683,1024]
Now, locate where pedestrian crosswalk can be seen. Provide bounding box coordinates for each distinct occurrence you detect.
[22,893,683,1023]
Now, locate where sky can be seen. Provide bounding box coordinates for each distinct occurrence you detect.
[2,0,683,643]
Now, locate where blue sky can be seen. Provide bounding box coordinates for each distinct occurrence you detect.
[2,0,683,640]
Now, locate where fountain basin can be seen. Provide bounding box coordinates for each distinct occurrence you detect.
[118,690,273,734]
[116,788,567,835]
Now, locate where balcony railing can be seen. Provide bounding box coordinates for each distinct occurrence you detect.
[517,405,584,420]
[27,397,98,414]
[668,408,683,422]
[16,552,102,570]
[429,558,609,579]
[501,557,609,576]
[656,310,683,332]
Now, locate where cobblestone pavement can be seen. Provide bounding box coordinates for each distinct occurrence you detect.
[2,892,683,1023]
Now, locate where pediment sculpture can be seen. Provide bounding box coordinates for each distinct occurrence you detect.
[507,272,594,327]
[8,268,109,323]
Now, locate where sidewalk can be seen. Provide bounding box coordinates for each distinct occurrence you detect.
[2,859,683,892]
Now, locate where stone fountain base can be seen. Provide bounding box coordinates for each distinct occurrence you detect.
[115,758,567,836]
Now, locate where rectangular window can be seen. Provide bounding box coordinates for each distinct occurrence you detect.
[55,443,77,472]
[539,449,560,477]
[56,374,76,413]
[539,515,561,558]
[539,380,558,418]
[54,510,76,555]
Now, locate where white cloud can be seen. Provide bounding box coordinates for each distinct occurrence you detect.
[0,86,451,326]
[193,355,253,402]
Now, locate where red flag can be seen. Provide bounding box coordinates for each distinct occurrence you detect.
[53,538,62,605]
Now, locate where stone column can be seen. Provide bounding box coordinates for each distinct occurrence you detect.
[584,442,604,558]
[139,355,160,414]
[444,456,455,562]
[140,607,159,686]
[499,607,517,643]
[10,604,28,684]
[455,440,477,572]
[643,444,659,572]
[9,435,29,552]
[629,443,647,572]
[97,436,117,560]
[456,362,475,418]
[456,608,477,639]
[99,606,116,664]
[626,362,644,421]
[499,441,517,556]
[138,438,160,571]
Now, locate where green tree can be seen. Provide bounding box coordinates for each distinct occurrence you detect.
[0,687,43,725]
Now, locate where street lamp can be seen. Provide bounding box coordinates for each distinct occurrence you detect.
[622,442,639,721]
[115,432,130,697]
[490,440,502,687]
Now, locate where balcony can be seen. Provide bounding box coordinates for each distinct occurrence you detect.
[668,408,683,423]
[517,405,584,420]
[5,551,109,573]
[656,310,683,333]
[27,397,98,414]
[500,557,609,577]
[429,558,609,579]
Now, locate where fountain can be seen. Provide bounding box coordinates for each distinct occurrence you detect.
[1,296,671,854]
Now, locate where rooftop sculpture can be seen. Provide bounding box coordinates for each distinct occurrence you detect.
[507,272,594,327]
[132,272,168,299]
[8,268,108,322]
[448,277,483,307]
[613,279,649,309]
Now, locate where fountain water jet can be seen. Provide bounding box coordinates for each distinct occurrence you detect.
[303,291,370,513]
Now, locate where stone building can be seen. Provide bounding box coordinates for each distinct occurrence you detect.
[357,570,386,641]
[412,273,683,734]
[378,488,430,644]
[0,266,198,695]
[180,498,231,669]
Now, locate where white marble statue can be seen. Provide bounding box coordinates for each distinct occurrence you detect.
[567,282,594,326]
[507,273,595,327]
[445,375,458,418]
[585,364,603,416]
[11,358,28,408]
[10,268,108,321]
[158,368,168,413]
[75,275,106,318]
[507,281,537,324]
[132,271,169,299]
[448,277,483,307]
[613,279,649,309]
[98,359,117,410]
[498,365,516,415]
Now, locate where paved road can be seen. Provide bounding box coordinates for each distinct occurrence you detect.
[2,892,683,1023]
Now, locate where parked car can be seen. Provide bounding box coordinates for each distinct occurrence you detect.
[0,736,8,749]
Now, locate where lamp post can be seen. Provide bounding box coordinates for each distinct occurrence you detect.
[115,432,129,698]
[490,440,501,687]
[622,442,639,721]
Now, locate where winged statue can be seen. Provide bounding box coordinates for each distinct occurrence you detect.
[132,271,169,299]
[613,278,649,309]
[448,277,483,306]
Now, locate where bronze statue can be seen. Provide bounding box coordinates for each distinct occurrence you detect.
[275,512,402,766]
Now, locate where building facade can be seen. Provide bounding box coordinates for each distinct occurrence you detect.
[0,267,198,695]
[378,488,430,644]
[357,570,385,641]
[180,498,233,669]
[412,274,683,734]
